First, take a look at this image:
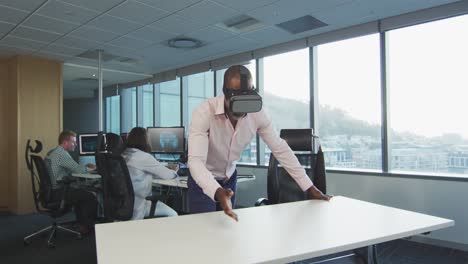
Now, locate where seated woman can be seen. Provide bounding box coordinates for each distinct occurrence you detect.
[121,127,178,219]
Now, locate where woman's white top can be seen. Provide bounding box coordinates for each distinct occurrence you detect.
[121,148,177,219]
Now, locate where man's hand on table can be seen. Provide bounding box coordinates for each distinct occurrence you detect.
[215,187,238,222]
[307,185,332,201]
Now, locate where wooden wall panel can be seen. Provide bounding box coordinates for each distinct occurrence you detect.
[0,59,10,209]
[16,56,62,213]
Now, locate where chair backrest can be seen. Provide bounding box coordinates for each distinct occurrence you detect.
[267,129,327,204]
[105,133,126,156]
[99,152,134,221]
[25,140,52,211]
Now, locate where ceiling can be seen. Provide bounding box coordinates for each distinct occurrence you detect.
[0,0,460,98]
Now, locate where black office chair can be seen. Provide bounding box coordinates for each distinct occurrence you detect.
[24,140,81,248]
[256,129,326,206]
[98,152,160,221]
[255,129,374,264]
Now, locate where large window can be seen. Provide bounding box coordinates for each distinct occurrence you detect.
[388,15,468,175]
[121,87,137,133]
[317,34,382,171]
[138,84,154,128]
[156,79,181,127]
[215,61,257,164]
[183,71,214,128]
[105,95,120,134]
[260,50,310,165]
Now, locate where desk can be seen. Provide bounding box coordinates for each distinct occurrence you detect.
[152,175,256,189]
[95,196,453,264]
[72,173,100,180]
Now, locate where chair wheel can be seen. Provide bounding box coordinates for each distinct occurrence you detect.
[77,234,82,240]
[47,242,56,248]
[24,239,31,246]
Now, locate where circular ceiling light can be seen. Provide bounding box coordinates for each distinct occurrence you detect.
[167,37,202,49]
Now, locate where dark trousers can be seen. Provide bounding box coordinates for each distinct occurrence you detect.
[188,171,237,214]
[52,187,97,228]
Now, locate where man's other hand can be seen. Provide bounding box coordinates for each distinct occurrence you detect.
[215,188,238,221]
[307,186,332,201]
[86,164,97,171]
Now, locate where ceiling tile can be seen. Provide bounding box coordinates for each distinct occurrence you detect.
[0,5,29,24]
[176,0,241,28]
[87,14,143,35]
[241,26,292,44]
[0,36,47,51]
[142,43,186,58]
[35,51,73,62]
[0,21,15,37]
[148,15,205,35]
[37,0,99,24]
[109,36,153,49]
[186,26,235,44]
[60,0,124,13]
[128,26,177,43]
[247,0,351,25]
[11,26,62,43]
[53,35,103,50]
[136,0,202,13]
[0,0,46,12]
[41,43,86,56]
[23,14,79,34]
[70,26,120,42]
[0,44,36,55]
[99,44,142,59]
[107,1,169,25]
[212,0,278,12]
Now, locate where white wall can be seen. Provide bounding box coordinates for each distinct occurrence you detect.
[235,166,468,249]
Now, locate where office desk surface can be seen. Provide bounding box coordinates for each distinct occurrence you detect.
[72,173,100,179]
[95,196,453,264]
[152,175,255,189]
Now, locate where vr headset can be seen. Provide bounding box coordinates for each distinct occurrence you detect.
[223,67,263,114]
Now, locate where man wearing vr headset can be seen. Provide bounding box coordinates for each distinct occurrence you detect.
[188,65,330,221]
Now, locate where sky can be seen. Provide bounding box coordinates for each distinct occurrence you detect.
[262,14,468,139]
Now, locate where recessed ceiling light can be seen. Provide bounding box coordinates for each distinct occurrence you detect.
[167,37,202,49]
[92,74,96,77]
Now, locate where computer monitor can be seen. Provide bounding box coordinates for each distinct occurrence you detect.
[78,133,106,156]
[147,127,185,154]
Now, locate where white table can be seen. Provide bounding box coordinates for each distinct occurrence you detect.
[95,196,454,264]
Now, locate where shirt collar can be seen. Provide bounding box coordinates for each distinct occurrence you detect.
[215,95,226,116]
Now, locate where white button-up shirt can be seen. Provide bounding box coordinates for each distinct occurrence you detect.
[188,95,313,200]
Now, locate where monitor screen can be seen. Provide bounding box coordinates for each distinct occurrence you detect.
[79,133,106,156]
[147,127,185,154]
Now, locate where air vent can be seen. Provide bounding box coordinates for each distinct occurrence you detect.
[217,15,264,33]
[77,50,140,65]
[276,15,327,34]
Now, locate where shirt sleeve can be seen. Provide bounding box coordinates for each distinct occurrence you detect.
[138,152,178,180]
[187,104,222,201]
[60,151,87,174]
[256,110,313,191]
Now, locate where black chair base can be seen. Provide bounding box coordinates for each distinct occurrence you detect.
[23,221,82,248]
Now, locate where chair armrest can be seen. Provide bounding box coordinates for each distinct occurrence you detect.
[145,195,160,218]
[255,198,269,206]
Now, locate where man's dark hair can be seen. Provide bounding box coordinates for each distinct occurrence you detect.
[58,130,76,144]
[223,65,253,96]
[126,127,151,153]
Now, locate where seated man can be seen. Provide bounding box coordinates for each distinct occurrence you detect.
[45,130,98,234]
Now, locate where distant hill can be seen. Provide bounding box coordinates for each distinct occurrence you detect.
[264,92,380,137]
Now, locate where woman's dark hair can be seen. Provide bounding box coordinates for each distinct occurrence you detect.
[126,127,151,153]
